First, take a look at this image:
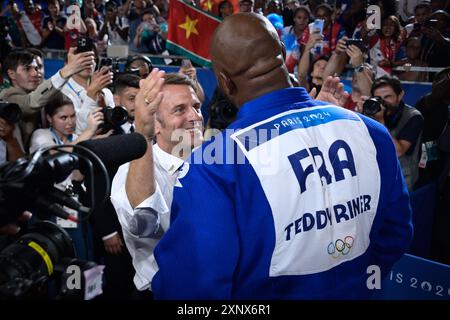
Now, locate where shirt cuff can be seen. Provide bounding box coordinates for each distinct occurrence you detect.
[51,71,68,89]
[102,231,118,241]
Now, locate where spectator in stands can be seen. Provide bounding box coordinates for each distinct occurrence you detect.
[0,105,25,165]
[23,0,44,37]
[98,1,129,46]
[366,75,424,191]
[420,10,450,72]
[2,1,28,48]
[179,59,205,104]
[309,4,346,59]
[431,0,448,11]
[264,0,282,16]
[404,2,432,38]
[281,6,311,74]
[133,9,165,55]
[239,0,254,13]
[366,15,406,75]
[7,0,42,47]
[396,37,428,82]
[0,48,95,149]
[322,36,374,111]
[60,52,114,135]
[113,73,140,134]
[82,0,103,28]
[296,29,326,91]
[281,0,300,27]
[414,67,450,187]
[41,0,67,50]
[218,0,234,18]
[29,93,104,262]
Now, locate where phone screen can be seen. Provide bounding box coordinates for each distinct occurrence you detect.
[313,19,324,35]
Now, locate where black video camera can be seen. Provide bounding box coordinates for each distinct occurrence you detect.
[99,106,129,133]
[0,221,101,299]
[0,101,22,124]
[362,96,383,116]
[209,99,238,130]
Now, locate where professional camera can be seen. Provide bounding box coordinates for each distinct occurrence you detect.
[0,145,110,299]
[99,106,129,133]
[208,89,238,130]
[0,221,101,299]
[362,96,383,116]
[0,101,22,124]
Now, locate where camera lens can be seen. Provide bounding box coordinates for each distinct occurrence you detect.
[104,106,129,127]
[362,97,382,116]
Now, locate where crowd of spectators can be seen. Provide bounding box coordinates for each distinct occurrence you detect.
[0,0,449,297]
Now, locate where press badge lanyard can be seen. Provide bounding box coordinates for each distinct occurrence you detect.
[50,127,74,145]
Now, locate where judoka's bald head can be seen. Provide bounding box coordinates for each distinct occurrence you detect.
[211,13,291,107]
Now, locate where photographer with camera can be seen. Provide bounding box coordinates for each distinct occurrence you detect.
[0,48,96,149]
[361,75,424,191]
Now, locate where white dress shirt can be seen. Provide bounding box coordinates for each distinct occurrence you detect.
[61,78,115,135]
[110,143,184,291]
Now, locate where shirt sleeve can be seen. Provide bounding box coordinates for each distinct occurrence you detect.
[110,162,170,239]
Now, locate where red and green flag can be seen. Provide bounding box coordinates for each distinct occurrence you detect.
[167,0,222,67]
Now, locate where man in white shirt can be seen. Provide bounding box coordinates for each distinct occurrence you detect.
[110,70,204,292]
[61,56,115,135]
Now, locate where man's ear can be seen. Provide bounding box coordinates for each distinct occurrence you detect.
[398,90,405,102]
[7,69,16,82]
[218,71,236,97]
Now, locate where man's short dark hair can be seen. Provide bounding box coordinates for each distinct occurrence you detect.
[371,75,404,96]
[2,50,35,80]
[26,48,44,59]
[114,73,141,94]
[164,73,196,90]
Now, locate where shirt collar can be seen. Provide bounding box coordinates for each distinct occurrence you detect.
[153,143,185,176]
[237,87,313,120]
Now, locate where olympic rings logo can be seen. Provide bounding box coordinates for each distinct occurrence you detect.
[327,236,354,258]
